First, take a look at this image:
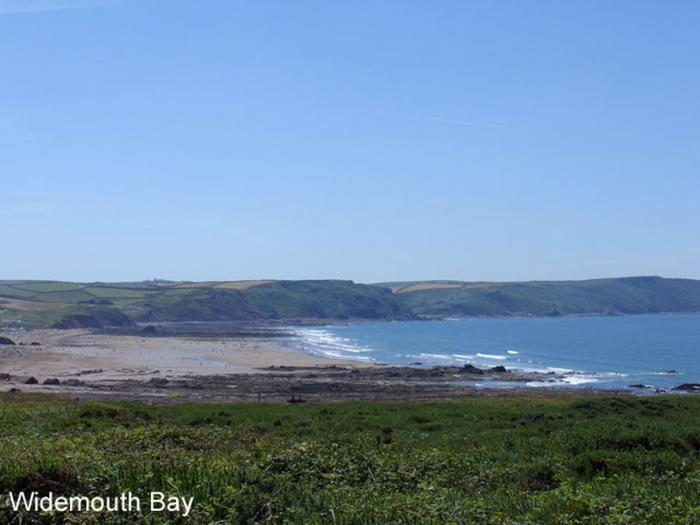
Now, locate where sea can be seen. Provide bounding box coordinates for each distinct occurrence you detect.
[289,314,700,391]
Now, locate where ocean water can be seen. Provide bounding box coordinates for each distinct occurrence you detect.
[290,314,700,390]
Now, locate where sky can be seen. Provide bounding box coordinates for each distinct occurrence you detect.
[1,0,699,283]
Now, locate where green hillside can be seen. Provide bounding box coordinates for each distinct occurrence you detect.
[1,276,700,328]
[138,280,415,322]
[0,279,414,328]
[381,276,700,317]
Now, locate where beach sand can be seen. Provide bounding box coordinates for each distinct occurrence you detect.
[0,329,364,383]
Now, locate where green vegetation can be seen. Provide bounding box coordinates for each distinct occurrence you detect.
[1,394,700,523]
[380,276,700,317]
[0,285,41,299]
[2,276,700,328]
[7,282,85,293]
[138,280,414,323]
[84,287,147,299]
[0,280,415,328]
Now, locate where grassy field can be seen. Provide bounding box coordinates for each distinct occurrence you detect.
[1,394,700,524]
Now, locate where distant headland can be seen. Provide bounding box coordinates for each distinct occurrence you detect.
[1,276,699,329]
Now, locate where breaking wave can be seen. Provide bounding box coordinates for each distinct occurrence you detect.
[476,353,507,360]
[293,328,374,361]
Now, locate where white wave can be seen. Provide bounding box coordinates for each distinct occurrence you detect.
[546,367,574,374]
[332,347,371,354]
[418,353,453,360]
[296,329,372,353]
[294,328,374,361]
[476,353,507,360]
[507,350,519,355]
[452,354,476,360]
[314,350,373,361]
[526,375,599,387]
[563,375,599,385]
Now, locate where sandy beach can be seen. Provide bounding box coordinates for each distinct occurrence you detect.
[0,329,363,382]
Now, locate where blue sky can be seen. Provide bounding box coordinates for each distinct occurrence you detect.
[1,0,699,282]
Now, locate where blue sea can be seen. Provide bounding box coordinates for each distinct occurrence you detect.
[291,314,700,390]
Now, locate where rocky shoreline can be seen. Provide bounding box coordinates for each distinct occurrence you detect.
[0,363,631,403]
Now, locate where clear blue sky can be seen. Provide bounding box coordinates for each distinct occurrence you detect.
[1,0,699,283]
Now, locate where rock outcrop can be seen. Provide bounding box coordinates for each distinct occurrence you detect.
[673,383,700,391]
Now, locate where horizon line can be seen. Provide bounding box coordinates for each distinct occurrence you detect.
[0,274,694,285]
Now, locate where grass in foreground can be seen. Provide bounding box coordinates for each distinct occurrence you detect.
[1,394,700,524]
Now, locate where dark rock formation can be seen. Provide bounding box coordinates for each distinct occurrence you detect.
[462,364,484,375]
[43,378,61,385]
[673,383,700,391]
[0,336,16,345]
[24,377,38,384]
[489,365,507,373]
